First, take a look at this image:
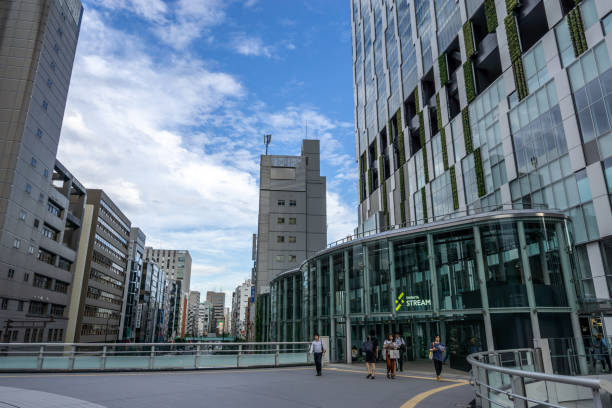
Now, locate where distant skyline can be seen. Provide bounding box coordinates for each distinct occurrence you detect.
[57,0,357,306]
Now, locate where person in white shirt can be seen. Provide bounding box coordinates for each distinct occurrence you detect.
[309,333,326,376]
[394,333,406,372]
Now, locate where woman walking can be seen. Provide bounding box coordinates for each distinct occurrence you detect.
[383,333,398,379]
[309,333,325,376]
[430,335,446,380]
[363,330,378,379]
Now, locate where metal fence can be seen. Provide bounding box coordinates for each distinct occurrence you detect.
[468,348,612,408]
[0,342,311,372]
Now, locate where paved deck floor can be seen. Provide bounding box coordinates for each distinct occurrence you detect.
[0,363,474,408]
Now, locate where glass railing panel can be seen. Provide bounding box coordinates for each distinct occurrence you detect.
[278,353,307,365]
[196,354,238,368]
[106,356,150,369]
[240,354,275,367]
[153,354,196,369]
[73,356,102,369]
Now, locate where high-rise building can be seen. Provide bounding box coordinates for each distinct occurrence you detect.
[0,0,84,343]
[350,0,612,335]
[206,291,225,334]
[120,227,145,342]
[66,189,131,343]
[144,248,192,337]
[231,279,253,338]
[224,307,231,334]
[186,290,200,337]
[135,259,166,342]
[253,139,327,295]
[197,301,212,337]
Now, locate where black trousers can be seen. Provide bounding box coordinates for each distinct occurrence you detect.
[314,352,322,374]
[433,359,443,376]
[398,353,404,371]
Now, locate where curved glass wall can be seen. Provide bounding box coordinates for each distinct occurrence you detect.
[267,211,583,370]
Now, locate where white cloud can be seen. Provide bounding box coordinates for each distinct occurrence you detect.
[60,7,357,301]
[230,33,273,57]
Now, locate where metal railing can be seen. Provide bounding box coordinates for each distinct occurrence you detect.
[468,348,612,408]
[328,202,553,248]
[0,342,311,372]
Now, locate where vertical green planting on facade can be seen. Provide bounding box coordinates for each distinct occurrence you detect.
[418,111,429,183]
[422,145,429,183]
[568,7,588,57]
[438,54,448,86]
[450,165,459,210]
[414,87,420,111]
[463,61,476,102]
[512,58,529,101]
[506,0,519,13]
[462,108,473,154]
[368,167,373,194]
[399,167,407,225]
[382,181,389,226]
[484,0,498,33]
[421,187,428,222]
[474,147,486,197]
[396,109,406,165]
[400,200,406,224]
[505,15,521,63]
[436,93,443,130]
[463,21,475,59]
[378,155,384,184]
[359,154,366,202]
[441,128,449,170]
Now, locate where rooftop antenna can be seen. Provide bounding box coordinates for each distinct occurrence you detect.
[264,134,271,155]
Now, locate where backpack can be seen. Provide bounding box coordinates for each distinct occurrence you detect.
[363,338,374,353]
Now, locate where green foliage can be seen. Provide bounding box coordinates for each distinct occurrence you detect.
[359,175,365,202]
[484,0,498,33]
[382,181,388,213]
[438,54,448,86]
[421,187,428,222]
[368,167,373,194]
[422,145,429,183]
[505,15,521,63]
[506,0,519,13]
[378,155,384,185]
[399,166,406,199]
[474,147,486,197]
[400,200,406,225]
[436,93,443,131]
[568,7,588,57]
[512,58,529,101]
[463,21,475,59]
[450,165,459,210]
[462,108,473,154]
[463,61,475,103]
[441,128,449,171]
[414,87,420,112]
[396,109,406,165]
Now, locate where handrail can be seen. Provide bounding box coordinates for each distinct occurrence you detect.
[0,342,309,347]
[467,351,602,390]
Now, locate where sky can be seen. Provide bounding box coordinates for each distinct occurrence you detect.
[57,0,358,307]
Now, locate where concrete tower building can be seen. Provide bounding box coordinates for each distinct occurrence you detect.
[253,139,327,295]
[0,0,84,342]
[206,291,225,334]
[186,290,200,337]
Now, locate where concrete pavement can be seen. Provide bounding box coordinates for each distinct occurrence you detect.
[0,363,474,408]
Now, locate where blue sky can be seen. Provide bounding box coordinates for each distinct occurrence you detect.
[58,0,358,305]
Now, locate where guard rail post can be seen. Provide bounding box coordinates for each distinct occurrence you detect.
[275,344,279,367]
[37,345,44,370]
[195,345,200,368]
[101,346,107,370]
[149,345,155,369]
[510,374,527,408]
[237,345,242,368]
[69,345,76,370]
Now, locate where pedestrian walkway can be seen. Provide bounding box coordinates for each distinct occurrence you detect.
[0,364,474,408]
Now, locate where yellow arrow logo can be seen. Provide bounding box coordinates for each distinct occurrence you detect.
[395,292,405,311]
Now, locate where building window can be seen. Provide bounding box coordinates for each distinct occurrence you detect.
[38,193,44,203]
[33,219,39,229]
[47,201,61,217]
[57,27,63,37]
[37,128,43,138]
[17,301,24,311]
[289,217,296,225]
[47,78,53,88]
[18,210,26,221]
[30,157,37,167]
[277,217,285,224]
[50,61,56,71]
[275,255,284,262]
[37,248,56,266]
[523,43,549,93]
[13,239,20,249]
[289,200,296,207]
[277,199,285,206]
[288,236,296,243]
[289,255,297,262]
[33,274,52,290]
[28,301,46,315]
[1,299,8,310]
[54,280,69,293]
[604,13,612,34]
[28,245,35,255]
[53,43,60,53]
[25,183,31,194]
[8,269,14,279]
[24,273,29,282]
[50,304,65,316]
[42,100,48,110]
[276,236,284,243]
[42,224,58,240]
[43,168,49,178]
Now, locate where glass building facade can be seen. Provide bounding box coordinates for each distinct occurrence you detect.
[350,0,612,337]
[265,211,584,369]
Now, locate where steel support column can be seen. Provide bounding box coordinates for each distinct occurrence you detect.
[473,225,495,352]
[517,221,542,341]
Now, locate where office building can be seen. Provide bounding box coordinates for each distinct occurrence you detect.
[197,301,212,337]
[231,279,253,339]
[66,189,131,343]
[135,259,166,342]
[224,307,231,334]
[0,0,84,343]
[120,227,145,342]
[206,291,225,334]
[262,0,612,368]
[186,290,200,337]
[144,248,191,338]
[253,139,327,295]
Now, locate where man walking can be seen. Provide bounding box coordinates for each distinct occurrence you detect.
[309,333,325,376]
[363,330,379,379]
[394,332,406,372]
